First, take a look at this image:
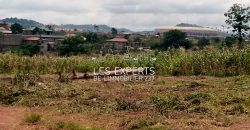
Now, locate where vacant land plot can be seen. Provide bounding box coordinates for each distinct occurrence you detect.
[0,74,250,130]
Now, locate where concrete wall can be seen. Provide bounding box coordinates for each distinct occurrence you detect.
[0,34,23,51]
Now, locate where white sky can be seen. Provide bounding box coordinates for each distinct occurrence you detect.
[0,0,249,31]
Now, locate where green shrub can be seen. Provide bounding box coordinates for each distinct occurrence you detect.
[24,113,42,124]
[189,106,211,114]
[54,120,103,130]
[125,116,162,130]
[150,94,185,114]
[225,105,248,115]
[221,96,247,105]
[184,93,212,102]
[12,42,41,56]
[116,99,137,111]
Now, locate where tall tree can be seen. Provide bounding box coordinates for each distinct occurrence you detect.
[224,4,250,49]
[197,37,210,49]
[58,35,93,56]
[225,36,235,48]
[32,27,44,35]
[111,28,118,35]
[162,30,191,50]
[94,25,99,32]
[10,23,23,34]
[0,32,3,41]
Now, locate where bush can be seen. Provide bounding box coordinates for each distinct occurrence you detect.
[126,117,160,130]
[225,36,235,48]
[54,120,102,130]
[24,113,42,124]
[116,99,137,111]
[184,93,212,101]
[197,37,210,49]
[12,42,41,56]
[162,30,192,50]
[150,94,185,114]
[225,105,248,115]
[58,35,94,56]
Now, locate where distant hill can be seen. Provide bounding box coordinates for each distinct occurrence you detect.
[0,17,133,32]
[60,24,133,33]
[176,23,202,27]
[0,17,44,28]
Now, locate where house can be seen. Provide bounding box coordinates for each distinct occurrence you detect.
[102,38,129,54]
[0,34,23,51]
[40,35,65,53]
[0,34,66,53]
[0,22,12,34]
[23,27,53,35]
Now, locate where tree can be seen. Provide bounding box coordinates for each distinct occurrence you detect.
[46,24,54,31]
[111,28,118,35]
[94,25,99,32]
[197,37,210,49]
[0,32,3,42]
[224,4,250,49]
[162,30,191,50]
[58,35,93,56]
[10,23,23,34]
[145,39,161,49]
[225,36,235,48]
[124,34,130,40]
[32,27,44,35]
[134,36,142,42]
[12,43,41,56]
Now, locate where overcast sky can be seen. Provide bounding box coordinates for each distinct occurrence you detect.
[0,0,249,31]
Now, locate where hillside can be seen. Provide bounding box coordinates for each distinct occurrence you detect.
[61,24,132,32]
[0,17,133,32]
[0,17,44,28]
[176,23,202,27]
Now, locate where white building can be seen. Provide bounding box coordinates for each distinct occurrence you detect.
[155,26,223,39]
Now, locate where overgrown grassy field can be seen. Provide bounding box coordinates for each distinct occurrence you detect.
[1,48,250,129]
[0,74,250,129]
[0,47,250,76]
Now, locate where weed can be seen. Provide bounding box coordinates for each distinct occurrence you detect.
[184,93,212,102]
[125,116,162,130]
[239,86,250,91]
[187,82,204,89]
[54,120,103,130]
[24,113,42,124]
[225,105,248,115]
[221,96,247,105]
[150,94,186,114]
[116,99,137,111]
[189,106,211,114]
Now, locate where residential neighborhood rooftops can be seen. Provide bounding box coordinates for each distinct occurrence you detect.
[107,38,128,43]
[0,27,12,34]
[23,27,53,32]
[0,22,10,30]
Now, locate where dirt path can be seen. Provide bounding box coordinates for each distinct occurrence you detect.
[228,121,250,130]
[0,105,30,130]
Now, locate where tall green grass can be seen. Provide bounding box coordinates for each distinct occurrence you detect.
[0,47,250,76]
